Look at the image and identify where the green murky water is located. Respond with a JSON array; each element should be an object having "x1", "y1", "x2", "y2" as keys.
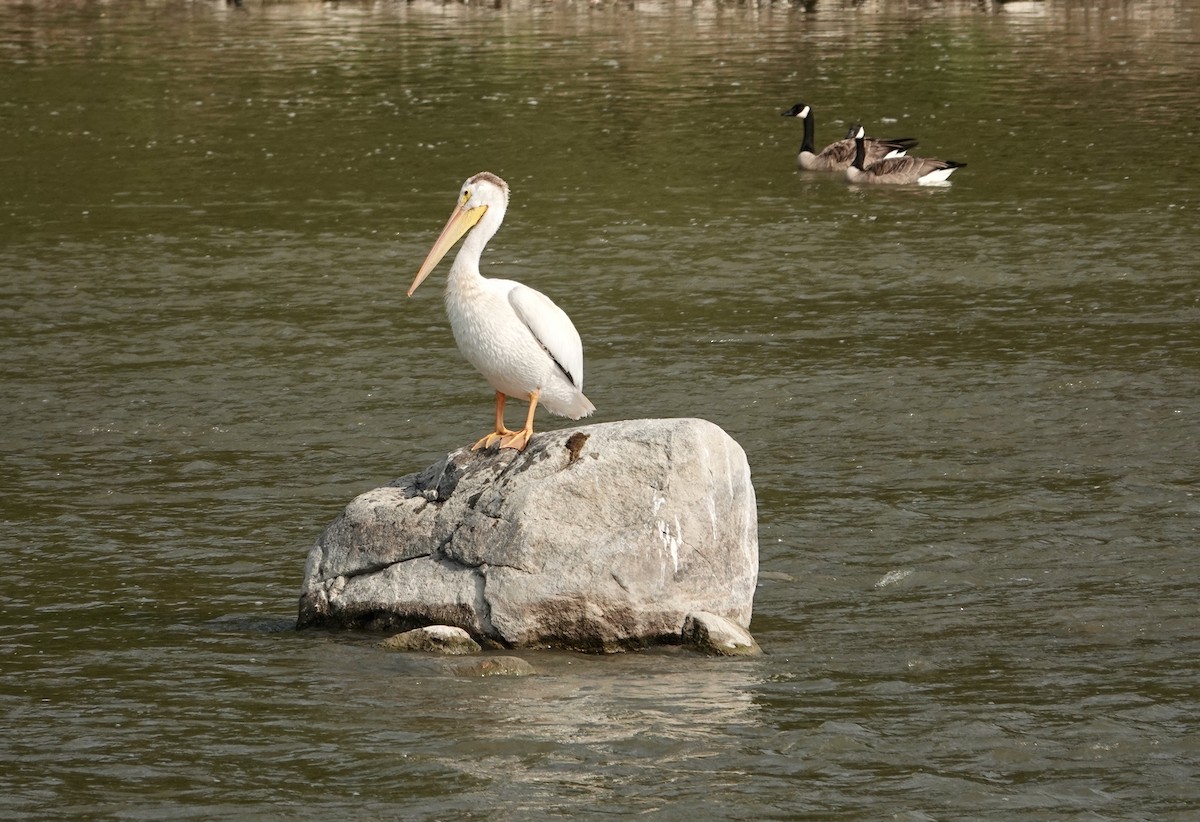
[{"x1": 2, "y1": 1, "x2": 1198, "y2": 817}]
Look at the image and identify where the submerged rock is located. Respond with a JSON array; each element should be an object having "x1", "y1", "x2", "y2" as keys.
[
  {"x1": 297, "y1": 418, "x2": 759, "y2": 653},
  {"x1": 379, "y1": 625, "x2": 482, "y2": 655},
  {"x1": 448, "y1": 656, "x2": 537, "y2": 678}
]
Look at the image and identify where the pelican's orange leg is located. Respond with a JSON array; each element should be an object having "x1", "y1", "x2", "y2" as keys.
[
  {"x1": 499, "y1": 389, "x2": 540, "y2": 451},
  {"x1": 472, "y1": 391, "x2": 516, "y2": 451}
]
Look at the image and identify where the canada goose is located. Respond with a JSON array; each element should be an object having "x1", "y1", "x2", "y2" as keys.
[
  {"x1": 845, "y1": 124, "x2": 965, "y2": 185},
  {"x1": 781, "y1": 102, "x2": 918, "y2": 172}
]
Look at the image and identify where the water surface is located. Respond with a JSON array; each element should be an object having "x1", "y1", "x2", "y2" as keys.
[{"x1": 2, "y1": 0, "x2": 1198, "y2": 817}]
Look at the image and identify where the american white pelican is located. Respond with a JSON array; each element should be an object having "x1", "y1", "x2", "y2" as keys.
[
  {"x1": 845, "y1": 125, "x2": 966, "y2": 185},
  {"x1": 781, "y1": 102, "x2": 918, "y2": 172},
  {"x1": 407, "y1": 172, "x2": 595, "y2": 452}
]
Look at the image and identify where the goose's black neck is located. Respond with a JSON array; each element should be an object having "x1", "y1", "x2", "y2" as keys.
[
  {"x1": 800, "y1": 111, "x2": 816, "y2": 154},
  {"x1": 851, "y1": 132, "x2": 867, "y2": 171}
]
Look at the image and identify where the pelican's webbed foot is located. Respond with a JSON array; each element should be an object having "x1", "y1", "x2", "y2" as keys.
[
  {"x1": 497, "y1": 427, "x2": 533, "y2": 452},
  {"x1": 471, "y1": 429, "x2": 513, "y2": 451}
]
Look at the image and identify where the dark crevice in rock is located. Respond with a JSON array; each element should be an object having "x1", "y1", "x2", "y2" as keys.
[
  {"x1": 430, "y1": 522, "x2": 529, "y2": 575},
  {"x1": 441, "y1": 547, "x2": 530, "y2": 576},
  {"x1": 473, "y1": 571, "x2": 504, "y2": 645},
  {"x1": 339, "y1": 552, "x2": 432, "y2": 582},
  {"x1": 465, "y1": 489, "x2": 506, "y2": 521},
  {"x1": 431, "y1": 521, "x2": 466, "y2": 561},
  {"x1": 487, "y1": 560, "x2": 530, "y2": 574},
  {"x1": 493, "y1": 451, "x2": 535, "y2": 482}
]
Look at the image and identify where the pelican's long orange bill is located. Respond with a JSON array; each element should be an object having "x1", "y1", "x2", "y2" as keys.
[{"x1": 407, "y1": 203, "x2": 488, "y2": 297}]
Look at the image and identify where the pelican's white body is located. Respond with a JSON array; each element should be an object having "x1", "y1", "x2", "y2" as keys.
[{"x1": 445, "y1": 267, "x2": 593, "y2": 418}]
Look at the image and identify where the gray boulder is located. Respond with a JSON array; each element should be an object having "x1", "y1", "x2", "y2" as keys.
[{"x1": 297, "y1": 418, "x2": 759, "y2": 653}]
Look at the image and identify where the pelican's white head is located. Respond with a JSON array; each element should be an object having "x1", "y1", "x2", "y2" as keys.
[
  {"x1": 461, "y1": 171, "x2": 509, "y2": 212},
  {"x1": 409, "y1": 172, "x2": 510, "y2": 297}
]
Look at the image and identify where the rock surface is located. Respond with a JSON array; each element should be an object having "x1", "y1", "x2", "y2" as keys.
[
  {"x1": 297, "y1": 418, "x2": 759, "y2": 653},
  {"x1": 379, "y1": 625, "x2": 482, "y2": 655},
  {"x1": 681, "y1": 612, "x2": 763, "y2": 656}
]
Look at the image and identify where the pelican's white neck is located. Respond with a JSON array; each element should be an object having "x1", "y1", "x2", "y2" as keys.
[{"x1": 449, "y1": 200, "x2": 505, "y2": 284}]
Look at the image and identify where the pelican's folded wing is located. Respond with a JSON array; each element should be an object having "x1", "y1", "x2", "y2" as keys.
[{"x1": 508, "y1": 284, "x2": 585, "y2": 390}]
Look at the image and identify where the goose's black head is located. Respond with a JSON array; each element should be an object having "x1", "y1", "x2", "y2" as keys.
[{"x1": 781, "y1": 102, "x2": 811, "y2": 119}]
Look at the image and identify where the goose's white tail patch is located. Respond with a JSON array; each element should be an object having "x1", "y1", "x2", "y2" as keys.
[{"x1": 918, "y1": 167, "x2": 958, "y2": 185}]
